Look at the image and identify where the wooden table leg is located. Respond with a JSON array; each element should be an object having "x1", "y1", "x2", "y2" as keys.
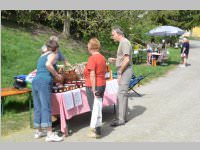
[
  {"x1": 1, "y1": 97, "x2": 5, "y2": 116},
  {"x1": 66, "y1": 120, "x2": 73, "y2": 135},
  {"x1": 113, "y1": 104, "x2": 116, "y2": 114},
  {"x1": 28, "y1": 92, "x2": 33, "y2": 128}
]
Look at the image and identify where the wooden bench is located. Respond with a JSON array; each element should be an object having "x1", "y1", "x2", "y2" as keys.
[{"x1": 1, "y1": 87, "x2": 32, "y2": 127}]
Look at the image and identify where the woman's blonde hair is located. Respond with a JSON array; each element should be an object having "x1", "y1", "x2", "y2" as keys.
[
  {"x1": 88, "y1": 38, "x2": 101, "y2": 50},
  {"x1": 49, "y1": 35, "x2": 59, "y2": 42}
]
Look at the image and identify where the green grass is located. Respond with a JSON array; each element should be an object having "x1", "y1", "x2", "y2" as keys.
[
  {"x1": 1, "y1": 21, "x2": 181, "y2": 136},
  {"x1": 1, "y1": 111, "x2": 31, "y2": 136},
  {"x1": 1, "y1": 23, "x2": 89, "y2": 87}
]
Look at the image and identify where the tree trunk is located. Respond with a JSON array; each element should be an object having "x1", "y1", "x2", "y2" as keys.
[{"x1": 63, "y1": 10, "x2": 71, "y2": 37}]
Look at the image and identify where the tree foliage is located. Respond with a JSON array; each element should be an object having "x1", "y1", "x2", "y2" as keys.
[
  {"x1": 149, "y1": 10, "x2": 200, "y2": 30},
  {"x1": 2, "y1": 10, "x2": 200, "y2": 48}
]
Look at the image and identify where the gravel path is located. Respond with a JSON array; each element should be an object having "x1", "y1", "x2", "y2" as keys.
[{"x1": 1, "y1": 40, "x2": 200, "y2": 142}]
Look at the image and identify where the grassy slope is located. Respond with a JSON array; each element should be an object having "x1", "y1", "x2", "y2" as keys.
[
  {"x1": 1, "y1": 22, "x2": 181, "y2": 136},
  {"x1": 1, "y1": 23, "x2": 89, "y2": 88}
]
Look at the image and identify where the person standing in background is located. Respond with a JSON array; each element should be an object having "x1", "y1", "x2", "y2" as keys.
[
  {"x1": 180, "y1": 37, "x2": 190, "y2": 67},
  {"x1": 162, "y1": 39, "x2": 166, "y2": 51},
  {"x1": 41, "y1": 35, "x2": 72, "y2": 67},
  {"x1": 146, "y1": 42, "x2": 153, "y2": 65}
]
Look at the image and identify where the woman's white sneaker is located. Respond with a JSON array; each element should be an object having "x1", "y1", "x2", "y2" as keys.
[
  {"x1": 34, "y1": 131, "x2": 47, "y2": 139},
  {"x1": 45, "y1": 132, "x2": 64, "y2": 142}
]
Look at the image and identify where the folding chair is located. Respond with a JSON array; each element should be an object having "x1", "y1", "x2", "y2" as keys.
[{"x1": 128, "y1": 73, "x2": 150, "y2": 96}]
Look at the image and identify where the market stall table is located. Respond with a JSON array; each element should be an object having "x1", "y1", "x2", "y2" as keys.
[{"x1": 51, "y1": 79, "x2": 118, "y2": 135}]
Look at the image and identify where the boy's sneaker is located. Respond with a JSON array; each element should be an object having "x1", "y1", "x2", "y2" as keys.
[
  {"x1": 45, "y1": 132, "x2": 64, "y2": 142},
  {"x1": 95, "y1": 127, "x2": 101, "y2": 135},
  {"x1": 34, "y1": 131, "x2": 47, "y2": 139},
  {"x1": 87, "y1": 128, "x2": 101, "y2": 138}
]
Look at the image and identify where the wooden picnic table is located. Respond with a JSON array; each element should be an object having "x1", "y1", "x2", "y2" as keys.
[
  {"x1": 1, "y1": 87, "x2": 33, "y2": 127},
  {"x1": 1, "y1": 88, "x2": 31, "y2": 97}
]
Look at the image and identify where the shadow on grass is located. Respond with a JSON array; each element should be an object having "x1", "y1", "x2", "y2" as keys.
[
  {"x1": 3, "y1": 99, "x2": 30, "y2": 114},
  {"x1": 156, "y1": 60, "x2": 180, "y2": 67},
  {"x1": 167, "y1": 60, "x2": 180, "y2": 65}
]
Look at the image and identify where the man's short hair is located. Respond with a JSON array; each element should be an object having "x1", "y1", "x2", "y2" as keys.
[{"x1": 112, "y1": 26, "x2": 124, "y2": 36}]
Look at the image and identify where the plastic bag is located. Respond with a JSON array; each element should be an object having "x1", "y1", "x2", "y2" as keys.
[
  {"x1": 26, "y1": 70, "x2": 37, "y2": 83},
  {"x1": 181, "y1": 53, "x2": 186, "y2": 57},
  {"x1": 26, "y1": 70, "x2": 37, "y2": 88}
]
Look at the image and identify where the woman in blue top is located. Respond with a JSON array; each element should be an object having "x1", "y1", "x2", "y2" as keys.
[
  {"x1": 32, "y1": 40, "x2": 63, "y2": 142},
  {"x1": 41, "y1": 36, "x2": 72, "y2": 67}
]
